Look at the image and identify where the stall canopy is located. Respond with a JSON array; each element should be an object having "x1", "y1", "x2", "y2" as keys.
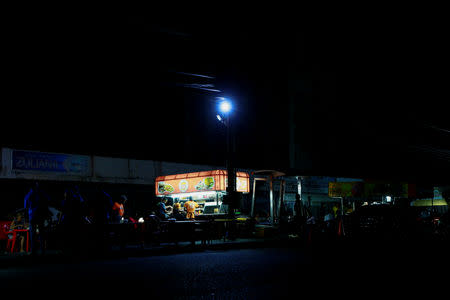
[{"x1": 155, "y1": 170, "x2": 250, "y2": 196}]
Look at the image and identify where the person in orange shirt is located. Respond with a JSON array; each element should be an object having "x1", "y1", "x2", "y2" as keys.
[
  {"x1": 112, "y1": 195, "x2": 127, "y2": 223},
  {"x1": 184, "y1": 197, "x2": 199, "y2": 220}
]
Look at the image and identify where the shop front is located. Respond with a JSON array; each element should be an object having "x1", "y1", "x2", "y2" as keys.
[{"x1": 155, "y1": 170, "x2": 250, "y2": 217}]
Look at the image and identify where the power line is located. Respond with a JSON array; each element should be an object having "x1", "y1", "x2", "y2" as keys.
[
  {"x1": 423, "y1": 123, "x2": 450, "y2": 134},
  {"x1": 173, "y1": 71, "x2": 215, "y2": 79},
  {"x1": 408, "y1": 144, "x2": 450, "y2": 162},
  {"x1": 175, "y1": 83, "x2": 221, "y2": 93}
]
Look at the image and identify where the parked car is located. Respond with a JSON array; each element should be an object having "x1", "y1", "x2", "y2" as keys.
[
  {"x1": 347, "y1": 204, "x2": 406, "y2": 241},
  {"x1": 348, "y1": 201, "x2": 450, "y2": 242}
]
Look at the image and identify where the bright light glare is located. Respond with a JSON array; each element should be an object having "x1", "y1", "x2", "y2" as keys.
[
  {"x1": 216, "y1": 114, "x2": 222, "y2": 121},
  {"x1": 219, "y1": 100, "x2": 232, "y2": 114},
  {"x1": 386, "y1": 196, "x2": 392, "y2": 202}
]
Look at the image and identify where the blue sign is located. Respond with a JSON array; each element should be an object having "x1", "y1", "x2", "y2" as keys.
[{"x1": 12, "y1": 150, "x2": 90, "y2": 175}]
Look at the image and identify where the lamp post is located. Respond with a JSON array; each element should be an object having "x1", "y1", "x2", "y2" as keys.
[{"x1": 217, "y1": 98, "x2": 236, "y2": 216}]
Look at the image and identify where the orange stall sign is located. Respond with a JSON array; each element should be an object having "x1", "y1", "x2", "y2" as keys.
[{"x1": 155, "y1": 170, "x2": 250, "y2": 195}]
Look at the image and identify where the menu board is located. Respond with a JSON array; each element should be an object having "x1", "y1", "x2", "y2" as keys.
[{"x1": 156, "y1": 172, "x2": 249, "y2": 195}]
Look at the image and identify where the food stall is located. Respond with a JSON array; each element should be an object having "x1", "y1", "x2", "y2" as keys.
[{"x1": 155, "y1": 170, "x2": 250, "y2": 216}]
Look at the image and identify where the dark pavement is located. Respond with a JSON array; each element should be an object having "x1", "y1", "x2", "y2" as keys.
[
  {"x1": 1, "y1": 237, "x2": 449, "y2": 298},
  {"x1": 1, "y1": 245, "x2": 310, "y2": 298}
]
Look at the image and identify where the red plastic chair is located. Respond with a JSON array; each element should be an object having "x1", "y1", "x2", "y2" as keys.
[
  {"x1": 2, "y1": 223, "x2": 15, "y2": 253},
  {"x1": 2, "y1": 224, "x2": 30, "y2": 253}
]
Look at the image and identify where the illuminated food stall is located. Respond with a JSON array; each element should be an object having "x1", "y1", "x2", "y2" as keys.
[{"x1": 155, "y1": 170, "x2": 250, "y2": 216}]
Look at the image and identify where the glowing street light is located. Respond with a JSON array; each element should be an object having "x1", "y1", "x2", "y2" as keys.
[
  {"x1": 216, "y1": 97, "x2": 233, "y2": 126},
  {"x1": 219, "y1": 99, "x2": 232, "y2": 114}
]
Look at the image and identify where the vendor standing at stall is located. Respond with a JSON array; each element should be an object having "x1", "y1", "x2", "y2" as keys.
[{"x1": 184, "y1": 197, "x2": 199, "y2": 220}]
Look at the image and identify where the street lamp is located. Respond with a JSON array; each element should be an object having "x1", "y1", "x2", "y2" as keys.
[
  {"x1": 217, "y1": 98, "x2": 232, "y2": 126},
  {"x1": 216, "y1": 97, "x2": 236, "y2": 215},
  {"x1": 219, "y1": 99, "x2": 232, "y2": 114}
]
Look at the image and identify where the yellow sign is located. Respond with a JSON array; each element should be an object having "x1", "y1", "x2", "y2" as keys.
[{"x1": 328, "y1": 182, "x2": 364, "y2": 197}]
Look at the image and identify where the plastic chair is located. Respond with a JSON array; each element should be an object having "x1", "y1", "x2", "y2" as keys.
[
  {"x1": 3, "y1": 224, "x2": 30, "y2": 253},
  {"x1": 2, "y1": 224, "x2": 15, "y2": 253}
]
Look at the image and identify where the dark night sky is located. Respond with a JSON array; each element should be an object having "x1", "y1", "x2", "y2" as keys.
[{"x1": 2, "y1": 12, "x2": 449, "y2": 183}]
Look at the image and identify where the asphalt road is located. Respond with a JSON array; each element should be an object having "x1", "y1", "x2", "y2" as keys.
[
  {"x1": 1, "y1": 246, "x2": 312, "y2": 298},
  {"x1": 1, "y1": 241, "x2": 448, "y2": 298}
]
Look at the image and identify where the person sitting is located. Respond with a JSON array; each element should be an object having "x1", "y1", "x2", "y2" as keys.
[
  {"x1": 9, "y1": 213, "x2": 29, "y2": 253},
  {"x1": 172, "y1": 200, "x2": 186, "y2": 220},
  {"x1": 173, "y1": 200, "x2": 181, "y2": 213},
  {"x1": 156, "y1": 198, "x2": 170, "y2": 220}
]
